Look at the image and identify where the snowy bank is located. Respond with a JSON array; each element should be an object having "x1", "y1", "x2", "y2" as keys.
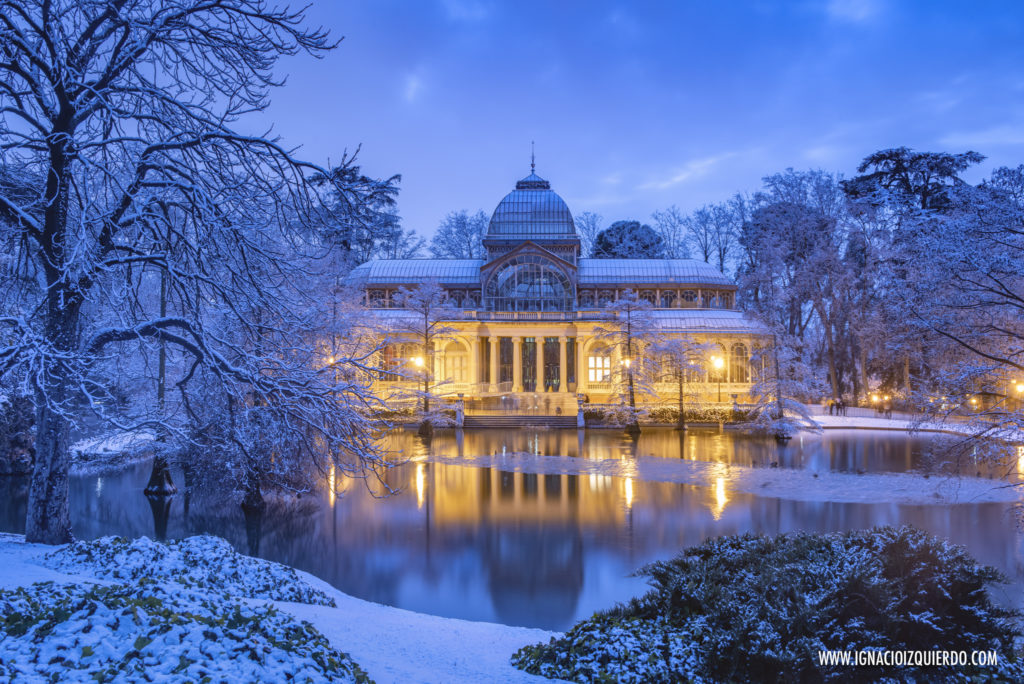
[
  {"x1": 70, "y1": 429, "x2": 157, "y2": 475},
  {"x1": 423, "y1": 451, "x2": 1024, "y2": 506},
  {"x1": 0, "y1": 534, "x2": 558, "y2": 683}
]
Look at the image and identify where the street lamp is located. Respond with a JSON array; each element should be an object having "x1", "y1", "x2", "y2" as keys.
[{"x1": 712, "y1": 355, "x2": 724, "y2": 403}]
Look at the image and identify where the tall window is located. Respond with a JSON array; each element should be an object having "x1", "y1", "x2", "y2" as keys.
[
  {"x1": 681, "y1": 290, "x2": 697, "y2": 307},
  {"x1": 730, "y1": 343, "x2": 749, "y2": 383},
  {"x1": 444, "y1": 341, "x2": 467, "y2": 383},
  {"x1": 660, "y1": 291, "x2": 676, "y2": 308},
  {"x1": 588, "y1": 350, "x2": 611, "y2": 383},
  {"x1": 499, "y1": 338, "x2": 514, "y2": 384},
  {"x1": 566, "y1": 337, "x2": 576, "y2": 385}
]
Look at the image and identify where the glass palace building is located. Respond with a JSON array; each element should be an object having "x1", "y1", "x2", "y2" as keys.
[{"x1": 347, "y1": 168, "x2": 763, "y2": 411}]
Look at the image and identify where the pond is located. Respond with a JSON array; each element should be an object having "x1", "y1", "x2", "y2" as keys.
[{"x1": 1, "y1": 428, "x2": 1022, "y2": 631}]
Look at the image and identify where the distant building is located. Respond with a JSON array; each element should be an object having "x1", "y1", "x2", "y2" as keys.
[{"x1": 347, "y1": 166, "x2": 763, "y2": 411}]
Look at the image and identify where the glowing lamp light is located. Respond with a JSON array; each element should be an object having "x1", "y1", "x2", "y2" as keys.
[
  {"x1": 712, "y1": 356, "x2": 724, "y2": 370},
  {"x1": 871, "y1": 395, "x2": 879, "y2": 403},
  {"x1": 1016, "y1": 383, "x2": 1024, "y2": 395},
  {"x1": 883, "y1": 395, "x2": 890, "y2": 401},
  {"x1": 413, "y1": 356, "x2": 425, "y2": 368},
  {"x1": 327, "y1": 356, "x2": 335, "y2": 366},
  {"x1": 623, "y1": 358, "x2": 632, "y2": 368},
  {"x1": 970, "y1": 397, "x2": 978, "y2": 405}
]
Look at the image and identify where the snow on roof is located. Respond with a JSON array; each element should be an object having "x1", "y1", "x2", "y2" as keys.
[
  {"x1": 348, "y1": 257, "x2": 736, "y2": 288},
  {"x1": 649, "y1": 309, "x2": 766, "y2": 334},
  {"x1": 346, "y1": 259, "x2": 484, "y2": 286},
  {"x1": 577, "y1": 259, "x2": 733, "y2": 287}
]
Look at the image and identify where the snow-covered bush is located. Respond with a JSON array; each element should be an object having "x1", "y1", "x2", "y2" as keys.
[
  {"x1": 0, "y1": 580, "x2": 370, "y2": 683},
  {"x1": 513, "y1": 526, "x2": 1023, "y2": 683},
  {"x1": 44, "y1": 535, "x2": 335, "y2": 606}
]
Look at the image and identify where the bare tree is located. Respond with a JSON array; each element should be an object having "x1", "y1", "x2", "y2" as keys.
[
  {"x1": 0, "y1": 0, "x2": 391, "y2": 543},
  {"x1": 389, "y1": 281, "x2": 458, "y2": 437},
  {"x1": 574, "y1": 211, "x2": 603, "y2": 258},
  {"x1": 429, "y1": 210, "x2": 488, "y2": 259},
  {"x1": 651, "y1": 336, "x2": 711, "y2": 429},
  {"x1": 593, "y1": 290, "x2": 659, "y2": 434},
  {"x1": 651, "y1": 205, "x2": 690, "y2": 259},
  {"x1": 684, "y1": 206, "x2": 716, "y2": 264}
]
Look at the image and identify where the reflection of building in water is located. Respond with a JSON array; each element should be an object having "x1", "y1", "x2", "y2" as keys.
[{"x1": 485, "y1": 522, "x2": 583, "y2": 629}]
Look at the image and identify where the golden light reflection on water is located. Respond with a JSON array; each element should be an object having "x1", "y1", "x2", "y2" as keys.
[
  {"x1": 328, "y1": 464, "x2": 336, "y2": 507},
  {"x1": 416, "y1": 462, "x2": 426, "y2": 509},
  {"x1": 1017, "y1": 445, "x2": 1024, "y2": 475},
  {"x1": 624, "y1": 477, "x2": 633, "y2": 509},
  {"x1": 712, "y1": 476, "x2": 728, "y2": 520}
]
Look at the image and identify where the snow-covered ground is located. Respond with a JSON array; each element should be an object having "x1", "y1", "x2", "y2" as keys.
[
  {"x1": 70, "y1": 429, "x2": 156, "y2": 475},
  {"x1": 0, "y1": 534, "x2": 558, "y2": 683}
]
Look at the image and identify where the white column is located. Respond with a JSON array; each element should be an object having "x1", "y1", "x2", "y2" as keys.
[
  {"x1": 577, "y1": 337, "x2": 588, "y2": 393},
  {"x1": 512, "y1": 337, "x2": 523, "y2": 393},
  {"x1": 469, "y1": 337, "x2": 479, "y2": 391},
  {"x1": 488, "y1": 336, "x2": 499, "y2": 392}
]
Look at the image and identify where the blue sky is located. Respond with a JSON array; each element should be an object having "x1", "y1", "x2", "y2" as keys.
[{"x1": 255, "y1": 1, "x2": 1024, "y2": 237}]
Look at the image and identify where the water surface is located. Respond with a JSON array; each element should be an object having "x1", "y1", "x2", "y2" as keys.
[{"x1": 1, "y1": 428, "x2": 1021, "y2": 631}]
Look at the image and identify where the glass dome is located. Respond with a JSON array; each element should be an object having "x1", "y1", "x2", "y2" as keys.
[
  {"x1": 484, "y1": 255, "x2": 573, "y2": 311},
  {"x1": 487, "y1": 172, "x2": 577, "y2": 239}
]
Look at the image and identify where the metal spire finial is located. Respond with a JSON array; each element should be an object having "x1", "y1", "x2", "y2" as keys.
[{"x1": 531, "y1": 141, "x2": 535, "y2": 173}]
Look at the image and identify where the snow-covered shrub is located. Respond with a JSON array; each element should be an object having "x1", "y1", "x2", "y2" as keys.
[
  {"x1": 44, "y1": 535, "x2": 335, "y2": 606},
  {"x1": 0, "y1": 580, "x2": 370, "y2": 683},
  {"x1": 513, "y1": 526, "x2": 1023, "y2": 683}
]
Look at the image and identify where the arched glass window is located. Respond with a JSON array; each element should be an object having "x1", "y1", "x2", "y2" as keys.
[
  {"x1": 484, "y1": 255, "x2": 573, "y2": 312},
  {"x1": 598, "y1": 290, "x2": 613, "y2": 306},
  {"x1": 681, "y1": 290, "x2": 697, "y2": 307},
  {"x1": 640, "y1": 290, "x2": 656, "y2": 304},
  {"x1": 579, "y1": 291, "x2": 594, "y2": 308},
  {"x1": 660, "y1": 291, "x2": 676, "y2": 308},
  {"x1": 730, "y1": 343, "x2": 749, "y2": 383}
]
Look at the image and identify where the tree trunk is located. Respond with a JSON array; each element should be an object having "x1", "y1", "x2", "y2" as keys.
[
  {"x1": 26, "y1": 147, "x2": 77, "y2": 545},
  {"x1": 860, "y1": 346, "x2": 869, "y2": 406},
  {"x1": 144, "y1": 454, "x2": 177, "y2": 496},
  {"x1": 676, "y1": 373, "x2": 687, "y2": 430},
  {"x1": 26, "y1": 394, "x2": 73, "y2": 544},
  {"x1": 26, "y1": 301, "x2": 78, "y2": 544}
]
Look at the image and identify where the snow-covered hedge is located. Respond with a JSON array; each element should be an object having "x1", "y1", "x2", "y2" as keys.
[
  {"x1": 44, "y1": 535, "x2": 335, "y2": 607},
  {"x1": 513, "y1": 526, "x2": 1024, "y2": 683},
  {"x1": 0, "y1": 580, "x2": 370, "y2": 683}
]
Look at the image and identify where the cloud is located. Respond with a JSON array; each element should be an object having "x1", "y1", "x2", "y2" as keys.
[
  {"x1": 940, "y1": 124, "x2": 1024, "y2": 148},
  {"x1": 825, "y1": 0, "x2": 882, "y2": 23},
  {"x1": 441, "y1": 0, "x2": 491, "y2": 22},
  {"x1": 403, "y1": 74, "x2": 424, "y2": 103},
  {"x1": 639, "y1": 154, "x2": 735, "y2": 191}
]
